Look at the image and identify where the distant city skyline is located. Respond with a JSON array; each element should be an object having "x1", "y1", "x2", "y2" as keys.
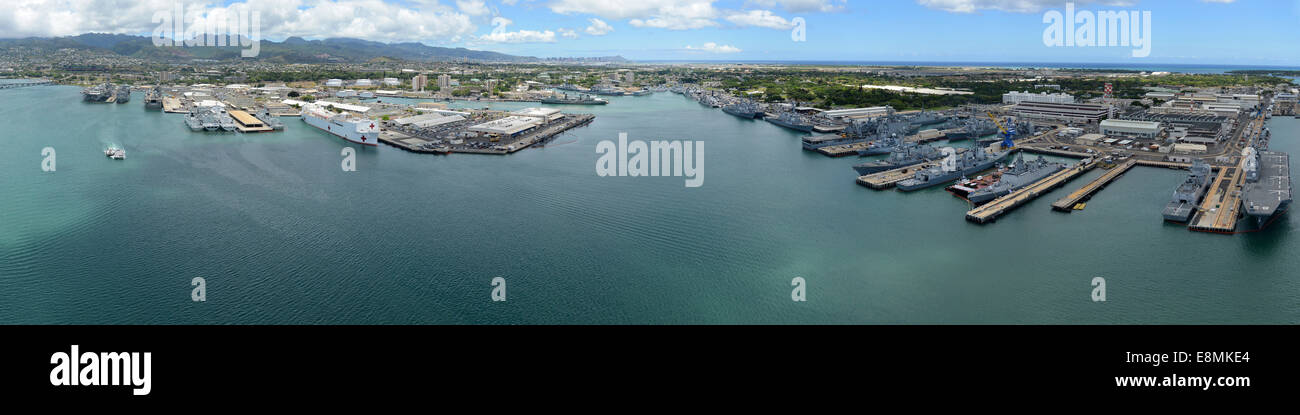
[{"x1": 2, "y1": 0, "x2": 1299, "y2": 65}]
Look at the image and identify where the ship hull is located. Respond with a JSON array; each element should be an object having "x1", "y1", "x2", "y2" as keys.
[
  {"x1": 303, "y1": 112, "x2": 379, "y2": 146},
  {"x1": 767, "y1": 118, "x2": 815, "y2": 132},
  {"x1": 897, "y1": 153, "x2": 1010, "y2": 192},
  {"x1": 853, "y1": 159, "x2": 927, "y2": 176}
]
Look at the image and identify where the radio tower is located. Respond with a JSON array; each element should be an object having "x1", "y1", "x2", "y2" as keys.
[{"x1": 1104, "y1": 83, "x2": 1115, "y2": 119}]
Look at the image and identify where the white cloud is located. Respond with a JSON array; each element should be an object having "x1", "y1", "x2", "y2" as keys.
[
  {"x1": 685, "y1": 42, "x2": 741, "y2": 53},
  {"x1": 455, "y1": 0, "x2": 491, "y2": 16},
  {"x1": 916, "y1": 0, "x2": 1137, "y2": 13},
  {"x1": 479, "y1": 16, "x2": 556, "y2": 43},
  {"x1": 746, "y1": 0, "x2": 845, "y2": 13},
  {"x1": 585, "y1": 18, "x2": 614, "y2": 35},
  {"x1": 552, "y1": 0, "x2": 720, "y2": 30},
  {"x1": 725, "y1": 10, "x2": 794, "y2": 29},
  {"x1": 558, "y1": 28, "x2": 578, "y2": 39}
]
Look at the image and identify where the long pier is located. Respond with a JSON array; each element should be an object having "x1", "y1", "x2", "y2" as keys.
[
  {"x1": 966, "y1": 158, "x2": 1099, "y2": 224},
  {"x1": 1188, "y1": 161, "x2": 1245, "y2": 234},
  {"x1": 856, "y1": 162, "x2": 938, "y2": 189},
  {"x1": 0, "y1": 80, "x2": 54, "y2": 89},
  {"x1": 1050, "y1": 159, "x2": 1138, "y2": 212}
]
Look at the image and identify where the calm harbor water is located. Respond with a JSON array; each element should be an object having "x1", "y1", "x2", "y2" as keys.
[{"x1": 1, "y1": 85, "x2": 1297, "y2": 324}]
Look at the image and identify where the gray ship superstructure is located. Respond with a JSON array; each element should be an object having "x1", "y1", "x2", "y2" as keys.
[
  {"x1": 144, "y1": 86, "x2": 163, "y2": 110},
  {"x1": 854, "y1": 118, "x2": 911, "y2": 156},
  {"x1": 947, "y1": 118, "x2": 998, "y2": 141},
  {"x1": 966, "y1": 155, "x2": 1067, "y2": 204},
  {"x1": 256, "y1": 107, "x2": 285, "y2": 130},
  {"x1": 114, "y1": 85, "x2": 131, "y2": 103},
  {"x1": 852, "y1": 141, "x2": 944, "y2": 176},
  {"x1": 722, "y1": 100, "x2": 764, "y2": 119},
  {"x1": 767, "y1": 111, "x2": 816, "y2": 132},
  {"x1": 1162, "y1": 160, "x2": 1213, "y2": 222},
  {"x1": 896, "y1": 145, "x2": 1012, "y2": 192},
  {"x1": 541, "y1": 92, "x2": 608, "y2": 105},
  {"x1": 1241, "y1": 148, "x2": 1293, "y2": 227}
]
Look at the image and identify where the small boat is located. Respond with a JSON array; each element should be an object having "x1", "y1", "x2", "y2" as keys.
[
  {"x1": 1073, "y1": 203, "x2": 1087, "y2": 211},
  {"x1": 105, "y1": 146, "x2": 125, "y2": 160}
]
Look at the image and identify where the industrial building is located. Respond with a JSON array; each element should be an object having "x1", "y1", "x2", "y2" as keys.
[
  {"x1": 1122, "y1": 111, "x2": 1231, "y2": 143},
  {"x1": 393, "y1": 113, "x2": 466, "y2": 128},
  {"x1": 1002, "y1": 91, "x2": 1075, "y2": 105},
  {"x1": 468, "y1": 116, "x2": 540, "y2": 139},
  {"x1": 510, "y1": 108, "x2": 564, "y2": 123},
  {"x1": 1100, "y1": 119, "x2": 1164, "y2": 139},
  {"x1": 1011, "y1": 101, "x2": 1109, "y2": 124},
  {"x1": 822, "y1": 106, "x2": 895, "y2": 120}
]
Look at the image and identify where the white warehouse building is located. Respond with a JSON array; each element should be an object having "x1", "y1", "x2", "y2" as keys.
[
  {"x1": 1101, "y1": 119, "x2": 1164, "y2": 139},
  {"x1": 1002, "y1": 91, "x2": 1075, "y2": 105}
]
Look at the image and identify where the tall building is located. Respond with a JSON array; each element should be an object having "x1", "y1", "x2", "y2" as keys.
[
  {"x1": 412, "y1": 74, "x2": 427, "y2": 92},
  {"x1": 437, "y1": 74, "x2": 452, "y2": 91}
]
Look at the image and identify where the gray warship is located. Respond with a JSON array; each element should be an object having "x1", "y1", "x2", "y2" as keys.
[
  {"x1": 722, "y1": 100, "x2": 764, "y2": 119},
  {"x1": 144, "y1": 86, "x2": 163, "y2": 110},
  {"x1": 255, "y1": 107, "x2": 285, "y2": 130},
  {"x1": 81, "y1": 83, "x2": 113, "y2": 102},
  {"x1": 1162, "y1": 160, "x2": 1213, "y2": 222},
  {"x1": 852, "y1": 141, "x2": 943, "y2": 176},
  {"x1": 896, "y1": 145, "x2": 1012, "y2": 192},
  {"x1": 541, "y1": 92, "x2": 608, "y2": 105},
  {"x1": 766, "y1": 111, "x2": 816, "y2": 132},
  {"x1": 1241, "y1": 147, "x2": 1293, "y2": 227},
  {"x1": 966, "y1": 155, "x2": 1067, "y2": 204},
  {"x1": 114, "y1": 85, "x2": 131, "y2": 103}
]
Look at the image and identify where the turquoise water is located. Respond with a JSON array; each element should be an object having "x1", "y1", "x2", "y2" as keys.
[{"x1": 1, "y1": 86, "x2": 1297, "y2": 324}]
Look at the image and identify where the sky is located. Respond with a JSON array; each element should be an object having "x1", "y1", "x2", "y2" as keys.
[{"x1": 2, "y1": 0, "x2": 1299, "y2": 65}]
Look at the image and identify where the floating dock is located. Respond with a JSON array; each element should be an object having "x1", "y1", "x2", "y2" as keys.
[
  {"x1": 1188, "y1": 162, "x2": 1245, "y2": 234},
  {"x1": 1051, "y1": 159, "x2": 1137, "y2": 212},
  {"x1": 966, "y1": 158, "x2": 1099, "y2": 224},
  {"x1": 856, "y1": 162, "x2": 940, "y2": 190}
]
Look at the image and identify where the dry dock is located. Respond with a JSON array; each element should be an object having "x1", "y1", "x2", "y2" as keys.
[
  {"x1": 1050, "y1": 159, "x2": 1137, "y2": 212},
  {"x1": 856, "y1": 162, "x2": 940, "y2": 189},
  {"x1": 966, "y1": 158, "x2": 1100, "y2": 224},
  {"x1": 1188, "y1": 161, "x2": 1245, "y2": 234}
]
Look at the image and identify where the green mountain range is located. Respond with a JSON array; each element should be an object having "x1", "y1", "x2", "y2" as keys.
[{"x1": 0, "y1": 33, "x2": 623, "y2": 63}]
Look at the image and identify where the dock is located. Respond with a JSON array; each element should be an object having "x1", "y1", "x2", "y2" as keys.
[
  {"x1": 966, "y1": 158, "x2": 1099, "y2": 224},
  {"x1": 378, "y1": 130, "x2": 450, "y2": 154},
  {"x1": 856, "y1": 162, "x2": 938, "y2": 190},
  {"x1": 162, "y1": 97, "x2": 186, "y2": 113},
  {"x1": 1188, "y1": 161, "x2": 1245, "y2": 234},
  {"x1": 818, "y1": 141, "x2": 872, "y2": 157},
  {"x1": 1050, "y1": 159, "x2": 1137, "y2": 212}
]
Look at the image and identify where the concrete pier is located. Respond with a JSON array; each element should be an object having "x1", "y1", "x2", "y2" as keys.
[
  {"x1": 966, "y1": 158, "x2": 1099, "y2": 224},
  {"x1": 1051, "y1": 159, "x2": 1137, "y2": 212}
]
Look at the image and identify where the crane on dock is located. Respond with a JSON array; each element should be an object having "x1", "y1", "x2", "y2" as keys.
[{"x1": 986, "y1": 112, "x2": 1016, "y2": 150}]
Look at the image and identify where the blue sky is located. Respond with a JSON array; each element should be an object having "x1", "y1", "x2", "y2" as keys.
[{"x1": 3, "y1": 0, "x2": 1299, "y2": 65}]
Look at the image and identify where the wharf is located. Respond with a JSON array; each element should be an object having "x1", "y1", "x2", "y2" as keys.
[
  {"x1": 856, "y1": 162, "x2": 939, "y2": 189},
  {"x1": 1051, "y1": 159, "x2": 1137, "y2": 212},
  {"x1": 162, "y1": 97, "x2": 186, "y2": 113},
  {"x1": 378, "y1": 131, "x2": 450, "y2": 154},
  {"x1": 382, "y1": 113, "x2": 594, "y2": 155},
  {"x1": 818, "y1": 141, "x2": 872, "y2": 157},
  {"x1": 966, "y1": 158, "x2": 1100, "y2": 224},
  {"x1": 1188, "y1": 161, "x2": 1245, "y2": 234}
]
